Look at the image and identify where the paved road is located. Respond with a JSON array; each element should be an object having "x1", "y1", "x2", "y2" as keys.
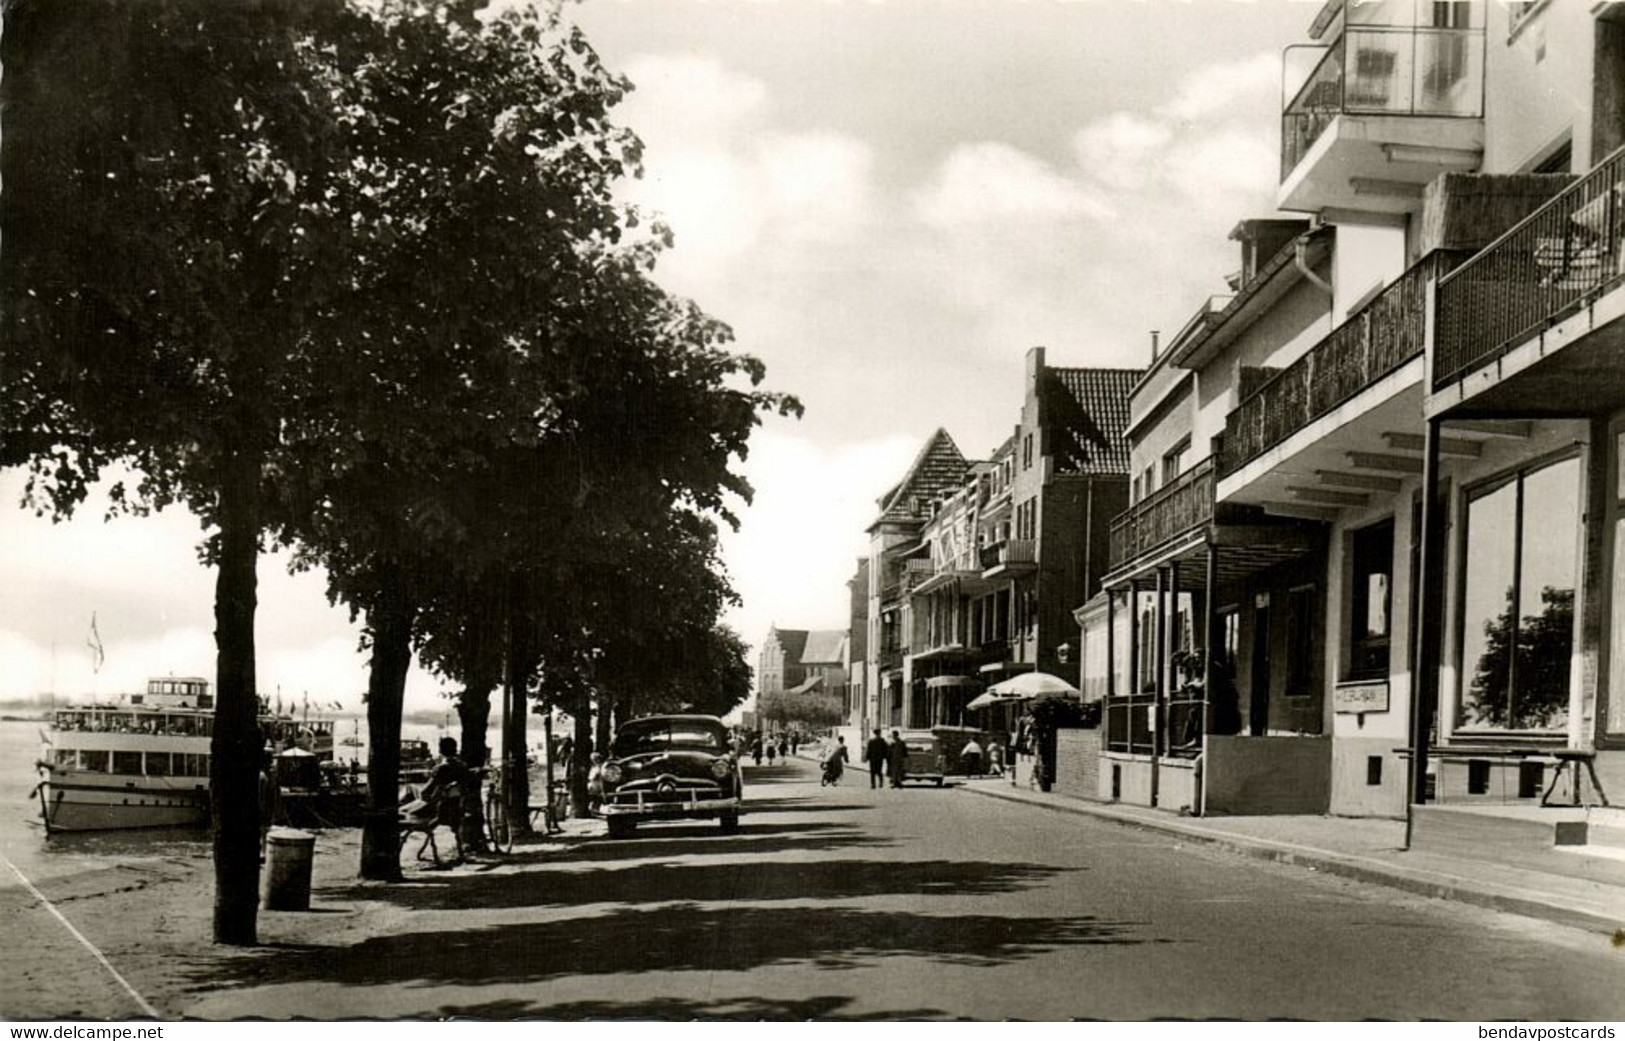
[{"x1": 184, "y1": 757, "x2": 1623, "y2": 1020}]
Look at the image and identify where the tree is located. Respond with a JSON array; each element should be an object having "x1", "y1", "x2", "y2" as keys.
[
  {"x1": 1465, "y1": 586, "x2": 1574, "y2": 730},
  {"x1": 3, "y1": 0, "x2": 357, "y2": 944},
  {"x1": 757, "y1": 689, "x2": 846, "y2": 731}
]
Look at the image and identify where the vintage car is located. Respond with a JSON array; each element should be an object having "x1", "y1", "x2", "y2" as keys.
[
  {"x1": 893, "y1": 726, "x2": 1004, "y2": 785},
  {"x1": 599, "y1": 714, "x2": 743, "y2": 838}
]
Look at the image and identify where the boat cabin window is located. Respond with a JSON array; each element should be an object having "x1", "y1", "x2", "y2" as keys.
[
  {"x1": 81, "y1": 750, "x2": 109, "y2": 772},
  {"x1": 113, "y1": 751, "x2": 142, "y2": 775},
  {"x1": 54, "y1": 749, "x2": 77, "y2": 768},
  {"x1": 146, "y1": 752, "x2": 171, "y2": 776},
  {"x1": 176, "y1": 753, "x2": 209, "y2": 777}
]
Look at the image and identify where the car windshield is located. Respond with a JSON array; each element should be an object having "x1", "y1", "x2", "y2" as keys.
[{"x1": 612, "y1": 721, "x2": 726, "y2": 757}]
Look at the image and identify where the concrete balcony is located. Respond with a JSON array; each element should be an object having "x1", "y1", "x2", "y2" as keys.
[
  {"x1": 1216, "y1": 249, "x2": 1468, "y2": 513},
  {"x1": 1428, "y1": 147, "x2": 1625, "y2": 418},
  {"x1": 1280, "y1": 26, "x2": 1483, "y2": 216},
  {"x1": 979, "y1": 539, "x2": 1036, "y2": 579}
]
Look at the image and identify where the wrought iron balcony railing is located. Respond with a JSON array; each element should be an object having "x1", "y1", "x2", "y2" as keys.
[
  {"x1": 1433, "y1": 146, "x2": 1625, "y2": 390},
  {"x1": 1282, "y1": 26, "x2": 1484, "y2": 181},
  {"x1": 1108, "y1": 458, "x2": 1214, "y2": 571},
  {"x1": 1218, "y1": 249, "x2": 1465, "y2": 478}
]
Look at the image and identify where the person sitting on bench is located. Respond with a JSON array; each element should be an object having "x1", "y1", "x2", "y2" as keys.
[{"x1": 402, "y1": 737, "x2": 471, "y2": 863}]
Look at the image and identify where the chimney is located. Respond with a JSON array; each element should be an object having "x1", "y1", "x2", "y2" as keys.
[{"x1": 1150, "y1": 330, "x2": 1161, "y2": 361}]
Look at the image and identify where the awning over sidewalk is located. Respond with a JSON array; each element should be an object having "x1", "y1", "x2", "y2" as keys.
[{"x1": 925, "y1": 674, "x2": 982, "y2": 690}]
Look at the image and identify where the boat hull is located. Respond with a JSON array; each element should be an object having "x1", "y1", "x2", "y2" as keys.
[{"x1": 41, "y1": 771, "x2": 210, "y2": 833}]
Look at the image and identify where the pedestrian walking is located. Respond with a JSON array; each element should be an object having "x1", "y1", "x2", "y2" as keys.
[
  {"x1": 887, "y1": 729, "x2": 908, "y2": 788},
  {"x1": 864, "y1": 728, "x2": 888, "y2": 789},
  {"x1": 821, "y1": 736, "x2": 849, "y2": 786},
  {"x1": 790, "y1": 734, "x2": 800, "y2": 756},
  {"x1": 777, "y1": 736, "x2": 788, "y2": 760},
  {"x1": 989, "y1": 741, "x2": 1005, "y2": 777},
  {"x1": 960, "y1": 736, "x2": 983, "y2": 777},
  {"x1": 766, "y1": 741, "x2": 777, "y2": 765},
  {"x1": 750, "y1": 735, "x2": 763, "y2": 766}
]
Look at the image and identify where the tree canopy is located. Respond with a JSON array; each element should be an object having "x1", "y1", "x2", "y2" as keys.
[{"x1": 2, "y1": 0, "x2": 795, "y2": 937}]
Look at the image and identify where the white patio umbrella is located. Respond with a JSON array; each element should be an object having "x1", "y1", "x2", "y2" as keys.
[
  {"x1": 966, "y1": 689, "x2": 1026, "y2": 712},
  {"x1": 985, "y1": 671, "x2": 1081, "y2": 699}
]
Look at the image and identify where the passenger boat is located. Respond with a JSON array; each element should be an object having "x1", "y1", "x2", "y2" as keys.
[{"x1": 35, "y1": 677, "x2": 336, "y2": 833}]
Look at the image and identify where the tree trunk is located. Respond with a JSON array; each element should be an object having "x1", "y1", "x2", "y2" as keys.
[
  {"x1": 456, "y1": 683, "x2": 492, "y2": 852},
  {"x1": 595, "y1": 695, "x2": 613, "y2": 761},
  {"x1": 502, "y1": 619, "x2": 535, "y2": 836},
  {"x1": 211, "y1": 452, "x2": 263, "y2": 946},
  {"x1": 457, "y1": 684, "x2": 491, "y2": 769},
  {"x1": 571, "y1": 693, "x2": 593, "y2": 818},
  {"x1": 359, "y1": 585, "x2": 415, "y2": 881}
]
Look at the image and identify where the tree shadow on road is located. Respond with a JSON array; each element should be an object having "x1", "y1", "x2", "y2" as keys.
[
  {"x1": 201, "y1": 903, "x2": 1154, "y2": 991},
  {"x1": 438, "y1": 994, "x2": 963, "y2": 1021},
  {"x1": 321, "y1": 856, "x2": 1069, "y2": 911}
]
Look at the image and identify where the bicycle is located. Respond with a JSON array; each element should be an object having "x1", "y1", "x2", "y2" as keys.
[{"x1": 482, "y1": 762, "x2": 514, "y2": 854}]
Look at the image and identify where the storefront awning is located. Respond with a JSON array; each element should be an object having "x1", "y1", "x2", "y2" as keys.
[{"x1": 924, "y1": 674, "x2": 982, "y2": 690}]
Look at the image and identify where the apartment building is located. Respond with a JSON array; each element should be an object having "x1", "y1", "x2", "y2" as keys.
[
  {"x1": 1092, "y1": 0, "x2": 1625, "y2": 822},
  {"x1": 862, "y1": 352, "x2": 1136, "y2": 737}
]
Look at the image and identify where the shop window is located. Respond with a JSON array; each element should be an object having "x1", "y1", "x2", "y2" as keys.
[
  {"x1": 1348, "y1": 519, "x2": 1394, "y2": 680},
  {"x1": 1286, "y1": 586, "x2": 1317, "y2": 697},
  {"x1": 1457, "y1": 455, "x2": 1579, "y2": 732}
]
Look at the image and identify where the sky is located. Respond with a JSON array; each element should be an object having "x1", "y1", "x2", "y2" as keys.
[{"x1": 0, "y1": 0, "x2": 1320, "y2": 711}]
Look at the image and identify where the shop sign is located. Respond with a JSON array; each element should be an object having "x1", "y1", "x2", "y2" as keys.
[{"x1": 1334, "y1": 680, "x2": 1389, "y2": 714}]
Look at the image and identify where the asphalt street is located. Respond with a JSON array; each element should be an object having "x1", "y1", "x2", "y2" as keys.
[{"x1": 159, "y1": 756, "x2": 1625, "y2": 1020}]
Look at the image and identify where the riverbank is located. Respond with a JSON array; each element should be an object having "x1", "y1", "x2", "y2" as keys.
[{"x1": 3, "y1": 819, "x2": 594, "y2": 1020}]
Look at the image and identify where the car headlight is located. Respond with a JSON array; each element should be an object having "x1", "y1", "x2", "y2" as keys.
[
  {"x1": 710, "y1": 757, "x2": 731, "y2": 779},
  {"x1": 601, "y1": 763, "x2": 623, "y2": 786}
]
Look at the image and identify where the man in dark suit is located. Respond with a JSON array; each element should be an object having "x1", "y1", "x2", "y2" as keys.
[
  {"x1": 864, "y1": 728, "x2": 889, "y2": 789},
  {"x1": 887, "y1": 729, "x2": 908, "y2": 788}
]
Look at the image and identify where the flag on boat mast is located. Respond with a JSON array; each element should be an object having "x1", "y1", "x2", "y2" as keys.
[{"x1": 86, "y1": 613, "x2": 105, "y2": 674}]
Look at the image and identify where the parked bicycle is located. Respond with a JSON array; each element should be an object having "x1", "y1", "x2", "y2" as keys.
[{"x1": 480, "y1": 761, "x2": 514, "y2": 855}]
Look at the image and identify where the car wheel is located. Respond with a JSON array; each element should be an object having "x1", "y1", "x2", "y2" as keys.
[
  {"x1": 719, "y1": 812, "x2": 740, "y2": 834},
  {"x1": 606, "y1": 817, "x2": 635, "y2": 839}
]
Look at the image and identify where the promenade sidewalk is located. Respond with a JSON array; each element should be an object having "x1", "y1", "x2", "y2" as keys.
[{"x1": 958, "y1": 777, "x2": 1625, "y2": 937}]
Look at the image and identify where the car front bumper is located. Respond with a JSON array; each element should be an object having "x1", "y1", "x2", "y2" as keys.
[{"x1": 600, "y1": 792, "x2": 742, "y2": 819}]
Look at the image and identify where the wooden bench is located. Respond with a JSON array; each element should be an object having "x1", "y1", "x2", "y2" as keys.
[{"x1": 1396, "y1": 745, "x2": 1610, "y2": 807}]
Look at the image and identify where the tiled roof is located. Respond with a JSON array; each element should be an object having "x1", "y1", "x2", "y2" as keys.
[
  {"x1": 800, "y1": 629, "x2": 847, "y2": 666},
  {"x1": 1044, "y1": 367, "x2": 1140, "y2": 475},
  {"x1": 871, "y1": 428, "x2": 969, "y2": 528},
  {"x1": 768, "y1": 628, "x2": 809, "y2": 662},
  {"x1": 786, "y1": 675, "x2": 825, "y2": 696}
]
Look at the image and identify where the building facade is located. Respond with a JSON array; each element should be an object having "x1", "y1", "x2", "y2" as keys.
[{"x1": 1091, "y1": 0, "x2": 1625, "y2": 821}]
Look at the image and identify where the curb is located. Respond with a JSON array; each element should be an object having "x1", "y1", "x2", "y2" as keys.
[{"x1": 961, "y1": 783, "x2": 1625, "y2": 937}]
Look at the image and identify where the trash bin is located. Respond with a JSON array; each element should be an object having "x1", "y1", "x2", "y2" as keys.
[{"x1": 263, "y1": 827, "x2": 316, "y2": 911}]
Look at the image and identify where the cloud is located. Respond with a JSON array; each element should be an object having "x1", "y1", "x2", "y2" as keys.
[
  {"x1": 1074, "y1": 112, "x2": 1173, "y2": 190},
  {"x1": 720, "y1": 425, "x2": 923, "y2": 681},
  {"x1": 912, "y1": 141, "x2": 1114, "y2": 228},
  {"x1": 620, "y1": 53, "x2": 768, "y2": 149},
  {"x1": 617, "y1": 53, "x2": 874, "y2": 291},
  {"x1": 1158, "y1": 52, "x2": 1279, "y2": 124}
]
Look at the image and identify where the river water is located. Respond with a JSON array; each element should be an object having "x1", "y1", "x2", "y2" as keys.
[{"x1": 0, "y1": 715, "x2": 451, "y2": 891}]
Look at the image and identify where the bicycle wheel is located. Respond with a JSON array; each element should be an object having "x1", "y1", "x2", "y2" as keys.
[{"x1": 484, "y1": 785, "x2": 513, "y2": 853}]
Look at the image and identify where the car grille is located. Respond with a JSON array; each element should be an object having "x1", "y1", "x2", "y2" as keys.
[{"x1": 607, "y1": 779, "x2": 727, "y2": 806}]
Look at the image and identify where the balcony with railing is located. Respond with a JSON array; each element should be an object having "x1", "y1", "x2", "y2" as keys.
[
  {"x1": 1107, "y1": 458, "x2": 1214, "y2": 573},
  {"x1": 979, "y1": 539, "x2": 1036, "y2": 578},
  {"x1": 1431, "y1": 147, "x2": 1625, "y2": 410},
  {"x1": 1218, "y1": 249, "x2": 1465, "y2": 480},
  {"x1": 1280, "y1": 24, "x2": 1484, "y2": 214}
]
